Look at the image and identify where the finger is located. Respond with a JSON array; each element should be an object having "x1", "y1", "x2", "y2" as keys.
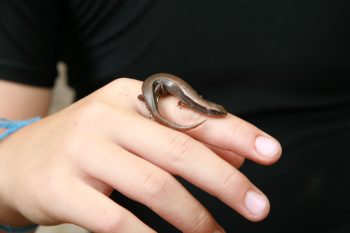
[
  {"x1": 98, "y1": 78, "x2": 280, "y2": 165},
  {"x1": 115, "y1": 113, "x2": 270, "y2": 221},
  {"x1": 191, "y1": 114, "x2": 282, "y2": 165},
  {"x1": 206, "y1": 144, "x2": 245, "y2": 168},
  {"x1": 94, "y1": 78, "x2": 272, "y2": 220},
  {"x1": 80, "y1": 141, "x2": 223, "y2": 233},
  {"x1": 52, "y1": 180, "x2": 155, "y2": 233},
  {"x1": 157, "y1": 96, "x2": 282, "y2": 165}
]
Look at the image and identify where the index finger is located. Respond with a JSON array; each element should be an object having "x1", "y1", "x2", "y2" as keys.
[
  {"x1": 97, "y1": 78, "x2": 281, "y2": 165},
  {"x1": 140, "y1": 94, "x2": 282, "y2": 165}
]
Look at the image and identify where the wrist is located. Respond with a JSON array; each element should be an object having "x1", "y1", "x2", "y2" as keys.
[{"x1": 0, "y1": 117, "x2": 41, "y2": 231}]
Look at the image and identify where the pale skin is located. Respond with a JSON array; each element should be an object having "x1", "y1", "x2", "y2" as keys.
[{"x1": 0, "y1": 79, "x2": 281, "y2": 233}]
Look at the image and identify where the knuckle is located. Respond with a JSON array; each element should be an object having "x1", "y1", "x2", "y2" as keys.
[
  {"x1": 109, "y1": 77, "x2": 132, "y2": 86},
  {"x1": 141, "y1": 170, "x2": 172, "y2": 200},
  {"x1": 76, "y1": 99, "x2": 113, "y2": 124},
  {"x1": 95, "y1": 77, "x2": 141, "y2": 107},
  {"x1": 95, "y1": 211, "x2": 124, "y2": 233},
  {"x1": 166, "y1": 133, "x2": 197, "y2": 163},
  {"x1": 229, "y1": 121, "x2": 246, "y2": 138},
  {"x1": 219, "y1": 168, "x2": 251, "y2": 202},
  {"x1": 105, "y1": 77, "x2": 136, "y2": 95},
  {"x1": 188, "y1": 209, "x2": 212, "y2": 233},
  {"x1": 61, "y1": 133, "x2": 85, "y2": 156},
  {"x1": 221, "y1": 169, "x2": 245, "y2": 196},
  {"x1": 228, "y1": 119, "x2": 255, "y2": 142},
  {"x1": 61, "y1": 100, "x2": 116, "y2": 159}
]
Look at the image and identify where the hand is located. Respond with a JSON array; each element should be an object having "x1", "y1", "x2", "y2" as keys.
[{"x1": 0, "y1": 78, "x2": 281, "y2": 233}]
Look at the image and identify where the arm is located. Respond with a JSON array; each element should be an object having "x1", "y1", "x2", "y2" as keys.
[
  {"x1": 0, "y1": 80, "x2": 52, "y2": 119},
  {"x1": 0, "y1": 79, "x2": 52, "y2": 227}
]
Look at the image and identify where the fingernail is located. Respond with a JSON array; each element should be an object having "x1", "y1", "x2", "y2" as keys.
[
  {"x1": 244, "y1": 191, "x2": 268, "y2": 216},
  {"x1": 255, "y1": 136, "x2": 279, "y2": 157}
]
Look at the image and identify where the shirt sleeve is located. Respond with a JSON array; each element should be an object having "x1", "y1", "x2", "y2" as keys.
[{"x1": 0, "y1": 0, "x2": 62, "y2": 87}]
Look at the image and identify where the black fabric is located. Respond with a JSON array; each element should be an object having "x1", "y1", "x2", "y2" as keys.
[{"x1": 1, "y1": 0, "x2": 350, "y2": 232}]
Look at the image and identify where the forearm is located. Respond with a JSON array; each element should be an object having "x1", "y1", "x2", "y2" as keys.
[{"x1": 0, "y1": 80, "x2": 52, "y2": 119}]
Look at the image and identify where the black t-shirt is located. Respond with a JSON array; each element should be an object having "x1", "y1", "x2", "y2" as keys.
[{"x1": 1, "y1": 0, "x2": 349, "y2": 232}]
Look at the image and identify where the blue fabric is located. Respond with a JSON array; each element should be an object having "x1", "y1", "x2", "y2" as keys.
[
  {"x1": 0, "y1": 224, "x2": 38, "y2": 233},
  {"x1": 0, "y1": 117, "x2": 41, "y2": 141}
]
